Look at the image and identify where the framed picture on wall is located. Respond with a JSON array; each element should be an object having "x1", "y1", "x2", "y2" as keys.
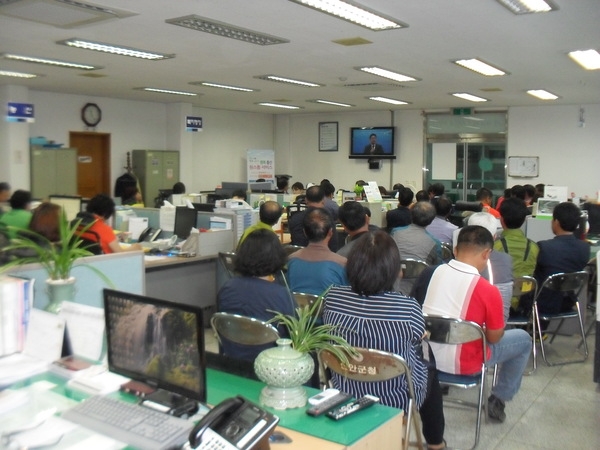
[{"x1": 319, "y1": 122, "x2": 338, "y2": 152}]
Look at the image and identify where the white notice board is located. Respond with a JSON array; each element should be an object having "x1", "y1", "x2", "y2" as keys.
[
  {"x1": 247, "y1": 149, "x2": 275, "y2": 184},
  {"x1": 508, "y1": 156, "x2": 539, "y2": 177},
  {"x1": 432, "y1": 143, "x2": 457, "y2": 180}
]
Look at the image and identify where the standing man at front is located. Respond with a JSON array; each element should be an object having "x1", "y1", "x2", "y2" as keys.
[
  {"x1": 363, "y1": 133, "x2": 384, "y2": 155},
  {"x1": 413, "y1": 226, "x2": 531, "y2": 423}
]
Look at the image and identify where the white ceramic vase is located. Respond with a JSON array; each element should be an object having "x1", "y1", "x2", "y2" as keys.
[
  {"x1": 254, "y1": 338, "x2": 314, "y2": 410},
  {"x1": 45, "y1": 277, "x2": 76, "y2": 314}
]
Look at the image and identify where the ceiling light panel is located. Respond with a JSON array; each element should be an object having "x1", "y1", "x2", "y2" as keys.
[
  {"x1": 451, "y1": 93, "x2": 488, "y2": 102},
  {"x1": 308, "y1": 99, "x2": 353, "y2": 107},
  {"x1": 57, "y1": 38, "x2": 174, "y2": 60},
  {"x1": 454, "y1": 58, "x2": 507, "y2": 76},
  {"x1": 288, "y1": 0, "x2": 406, "y2": 31},
  {"x1": 135, "y1": 87, "x2": 197, "y2": 96},
  {"x1": 257, "y1": 102, "x2": 302, "y2": 109},
  {"x1": 0, "y1": 69, "x2": 37, "y2": 78},
  {"x1": 255, "y1": 75, "x2": 322, "y2": 87},
  {"x1": 166, "y1": 15, "x2": 289, "y2": 45},
  {"x1": 495, "y1": 0, "x2": 558, "y2": 15},
  {"x1": 358, "y1": 66, "x2": 418, "y2": 82},
  {"x1": 568, "y1": 49, "x2": 600, "y2": 70},
  {"x1": 527, "y1": 89, "x2": 558, "y2": 100},
  {"x1": 368, "y1": 96, "x2": 409, "y2": 105},
  {"x1": 0, "y1": 52, "x2": 99, "y2": 69},
  {"x1": 189, "y1": 81, "x2": 256, "y2": 92}
]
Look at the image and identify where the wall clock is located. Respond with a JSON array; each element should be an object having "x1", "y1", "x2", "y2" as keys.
[{"x1": 81, "y1": 102, "x2": 102, "y2": 127}]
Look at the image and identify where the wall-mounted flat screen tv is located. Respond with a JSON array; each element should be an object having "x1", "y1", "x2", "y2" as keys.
[{"x1": 350, "y1": 126, "x2": 396, "y2": 159}]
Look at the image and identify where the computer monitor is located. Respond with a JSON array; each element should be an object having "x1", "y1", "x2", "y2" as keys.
[
  {"x1": 173, "y1": 206, "x2": 197, "y2": 240},
  {"x1": 103, "y1": 288, "x2": 206, "y2": 402},
  {"x1": 192, "y1": 203, "x2": 215, "y2": 212},
  {"x1": 218, "y1": 181, "x2": 248, "y2": 199},
  {"x1": 249, "y1": 182, "x2": 274, "y2": 192},
  {"x1": 49, "y1": 195, "x2": 82, "y2": 221}
]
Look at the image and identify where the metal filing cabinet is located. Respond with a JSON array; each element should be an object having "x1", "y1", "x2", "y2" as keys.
[
  {"x1": 30, "y1": 146, "x2": 77, "y2": 199},
  {"x1": 132, "y1": 150, "x2": 180, "y2": 207}
]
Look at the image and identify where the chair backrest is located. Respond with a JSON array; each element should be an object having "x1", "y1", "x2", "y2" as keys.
[
  {"x1": 423, "y1": 314, "x2": 488, "y2": 363},
  {"x1": 73, "y1": 228, "x2": 103, "y2": 255},
  {"x1": 537, "y1": 271, "x2": 588, "y2": 297},
  {"x1": 513, "y1": 275, "x2": 537, "y2": 299},
  {"x1": 320, "y1": 346, "x2": 412, "y2": 384},
  {"x1": 454, "y1": 201, "x2": 483, "y2": 213},
  {"x1": 292, "y1": 292, "x2": 320, "y2": 309},
  {"x1": 440, "y1": 242, "x2": 454, "y2": 261},
  {"x1": 210, "y1": 312, "x2": 280, "y2": 346},
  {"x1": 401, "y1": 258, "x2": 429, "y2": 279},
  {"x1": 283, "y1": 244, "x2": 304, "y2": 257},
  {"x1": 218, "y1": 251, "x2": 237, "y2": 278}
]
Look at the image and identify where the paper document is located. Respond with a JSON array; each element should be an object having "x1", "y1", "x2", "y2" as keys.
[{"x1": 59, "y1": 302, "x2": 105, "y2": 361}]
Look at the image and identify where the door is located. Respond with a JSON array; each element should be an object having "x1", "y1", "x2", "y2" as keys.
[{"x1": 69, "y1": 132, "x2": 110, "y2": 198}]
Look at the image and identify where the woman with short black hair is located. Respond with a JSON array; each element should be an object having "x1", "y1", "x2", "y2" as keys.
[{"x1": 324, "y1": 230, "x2": 446, "y2": 449}]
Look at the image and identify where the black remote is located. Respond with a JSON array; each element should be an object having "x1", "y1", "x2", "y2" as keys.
[
  {"x1": 306, "y1": 391, "x2": 353, "y2": 417},
  {"x1": 326, "y1": 395, "x2": 380, "y2": 420}
]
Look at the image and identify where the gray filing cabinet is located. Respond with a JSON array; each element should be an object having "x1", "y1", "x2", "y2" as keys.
[
  {"x1": 132, "y1": 150, "x2": 180, "y2": 207},
  {"x1": 30, "y1": 146, "x2": 77, "y2": 199}
]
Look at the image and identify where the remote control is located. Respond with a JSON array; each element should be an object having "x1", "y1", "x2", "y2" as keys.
[
  {"x1": 308, "y1": 388, "x2": 340, "y2": 405},
  {"x1": 306, "y1": 391, "x2": 353, "y2": 417},
  {"x1": 326, "y1": 395, "x2": 380, "y2": 420}
]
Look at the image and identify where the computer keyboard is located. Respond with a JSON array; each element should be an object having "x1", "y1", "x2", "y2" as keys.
[{"x1": 62, "y1": 395, "x2": 194, "y2": 450}]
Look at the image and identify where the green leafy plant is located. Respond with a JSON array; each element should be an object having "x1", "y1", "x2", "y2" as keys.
[
  {"x1": 1, "y1": 214, "x2": 111, "y2": 284},
  {"x1": 268, "y1": 292, "x2": 359, "y2": 365}
]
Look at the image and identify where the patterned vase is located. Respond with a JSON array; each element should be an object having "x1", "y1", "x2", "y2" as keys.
[{"x1": 254, "y1": 338, "x2": 314, "y2": 410}]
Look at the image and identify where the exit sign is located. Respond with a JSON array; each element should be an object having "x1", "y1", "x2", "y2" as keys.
[{"x1": 452, "y1": 107, "x2": 473, "y2": 116}]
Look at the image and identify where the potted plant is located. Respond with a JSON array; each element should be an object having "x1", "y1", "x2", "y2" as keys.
[
  {"x1": 1, "y1": 214, "x2": 111, "y2": 313},
  {"x1": 254, "y1": 293, "x2": 357, "y2": 410}
]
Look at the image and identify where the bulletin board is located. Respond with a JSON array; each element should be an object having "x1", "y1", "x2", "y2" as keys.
[{"x1": 508, "y1": 156, "x2": 539, "y2": 177}]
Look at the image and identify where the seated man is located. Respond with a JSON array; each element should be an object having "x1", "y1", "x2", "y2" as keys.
[
  {"x1": 386, "y1": 187, "x2": 413, "y2": 231},
  {"x1": 413, "y1": 226, "x2": 531, "y2": 423},
  {"x1": 477, "y1": 187, "x2": 500, "y2": 218},
  {"x1": 495, "y1": 197, "x2": 539, "y2": 314},
  {"x1": 337, "y1": 201, "x2": 370, "y2": 258},
  {"x1": 287, "y1": 208, "x2": 348, "y2": 295},
  {"x1": 321, "y1": 181, "x2": 339, "y2": 221},
  {"x1": 289, "y1": 185, "x2": 337, "y2": 251},
  {"x1": 392, "y1": 201, "x2": 442, "y2": 266},
  {"x1": 534, "y1": 202, "x2": 590, "y2": 316},
  {"x1": 237, "y1": 200, "x2": 282, "y2": 247},
  {"x1": 426, "y1": 196, "x2": 457, "y2": 244}
]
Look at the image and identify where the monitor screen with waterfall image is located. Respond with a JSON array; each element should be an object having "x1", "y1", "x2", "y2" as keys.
[{"x1": 103, "y1": 288, "x2": 206, "y2": 402}]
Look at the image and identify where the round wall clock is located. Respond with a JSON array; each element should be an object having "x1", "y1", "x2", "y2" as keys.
[{"x1": 81, "y1": 102, "x2": 102, "y2": 127}]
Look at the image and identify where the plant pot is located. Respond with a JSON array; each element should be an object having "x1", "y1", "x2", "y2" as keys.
[
  {"x1": 45, "y1": 277, "x2": 76, "y2": 313},
  {"x1": 254, "y1": 338, "x2": 314, "y2": 410}
]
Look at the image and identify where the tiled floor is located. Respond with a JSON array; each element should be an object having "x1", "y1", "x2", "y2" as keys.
[{"x1": 205, "y1": 316, "x2": 600, "y2": 450}]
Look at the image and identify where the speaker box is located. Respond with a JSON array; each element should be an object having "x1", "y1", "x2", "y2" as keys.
[{"x1": 368, "y1": 160, "x2": 381, "y2": 170}]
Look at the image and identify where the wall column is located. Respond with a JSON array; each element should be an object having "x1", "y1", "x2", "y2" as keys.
[
  {"x1": 0, "y1": 85, "x2": 31, "y2": 190},
  {"x1": 166, "y1": 102, "x2": 194, "y2": 191}
]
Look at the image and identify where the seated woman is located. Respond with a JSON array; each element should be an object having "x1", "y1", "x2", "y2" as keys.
[
  {"x1": 323, "y1": 230, "x2": 446, "y2": 450},
  {"x1": 75, "y1": 194, "x2": 142, "y2": 254},
  {"x1": 217, "y1": 229, "x2": 296, "y2": 361},
  {"x1": 121, "y1": 186, "x2": 144, "y2": 207}
]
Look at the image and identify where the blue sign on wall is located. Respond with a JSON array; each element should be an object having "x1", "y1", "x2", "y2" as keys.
[
  {"x1": 185, "y1": 116, "x2": 203, "y2": 132},
  {"x1": 7, "y1": 102, "x2": 35, "y2": 123}
]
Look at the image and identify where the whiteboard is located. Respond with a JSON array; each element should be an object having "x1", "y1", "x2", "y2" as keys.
[
  {"x1": 432, "y1": 143, "x2": 457, "y2": 180},
  {"x1": 508, "y1": 156, "x2": 539, "y2": 177}
]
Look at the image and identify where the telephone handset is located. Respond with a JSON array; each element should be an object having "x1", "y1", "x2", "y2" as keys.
[
  {"x1": 138, "y1": 227, "x2": 162, "y2": 242},
  {"x1": 189, "y1": 396, "x2": 279, "y2": 450}
]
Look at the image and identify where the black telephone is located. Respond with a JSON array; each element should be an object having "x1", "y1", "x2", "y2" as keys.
[
  {"x1": 138, "y1": 227, "x2": 162, "y2": 242},
  {"x1": 189, "y1": 396, "x2": 279, "y2": 450}
]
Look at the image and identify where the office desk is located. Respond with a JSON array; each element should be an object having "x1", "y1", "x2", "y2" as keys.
[{"x1": 5, "y1": 371, "x2": 402, "y2": 450}]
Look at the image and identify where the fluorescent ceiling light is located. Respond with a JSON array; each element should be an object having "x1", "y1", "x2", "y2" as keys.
[
  {"x1": 368, "y1": 96, "x2": 409, "y2": 105},
  {"x1": 288, "y1": 0, "x2": 406, "y2": 31},
  {"x1": 57, "y1": 38, "x2": 174, "y2": 60},
  {"x1": 137, "y1": 87, "x2": 197, "y2": 96},
  {"x1": 454, "y1": 58, "x2": 507, "y2": 76},
  {"x1": 495, "y1": 0, "x2": 557, "y2": 14},
  {"x1": 0, "y1": 52, "x2": 99, "y2": 69},
  {"x1": 166, "y1": 15, "x2": 289, "y2": 45},
  {"x1": 310, "y1": 99, "x2": 353, "y2": 107},
  {"x1": 358, "y1": 66, "x2": 418, "y2": 82},
  {"x1": 0, "y1": 69, "x2": 37, "y2": 78},
  {"x1": 568, "y1": 49, "x2": 600, "y2": 70},
  {"x1": 527, "y1": 89, "x2": 558, "y2": 100},
  {"x1": 257, "y1": 102, "x2": 301, "y2": 110},
  {"x1": 451, "y1": 93, "x2": 488, "y2": 102},
  {"x1": 256, "y1": 75, "x2": 322, "y2": 87},
  {"x1": 191, "y1": 81, "x2": 256, "y2": 92}
]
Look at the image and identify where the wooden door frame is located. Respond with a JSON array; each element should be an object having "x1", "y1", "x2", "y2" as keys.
[{"x1": 69, "y1": 131, "x2": 111, "y2": 197}]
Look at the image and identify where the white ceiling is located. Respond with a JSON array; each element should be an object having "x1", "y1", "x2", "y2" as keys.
[{"x1": 1, "y1": 0, "x2": 599, "y2": 114}]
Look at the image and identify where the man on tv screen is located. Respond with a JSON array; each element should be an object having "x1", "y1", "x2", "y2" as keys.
[{"x1": 363, "y1": 133, "x2": 384, "y2": 155}]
